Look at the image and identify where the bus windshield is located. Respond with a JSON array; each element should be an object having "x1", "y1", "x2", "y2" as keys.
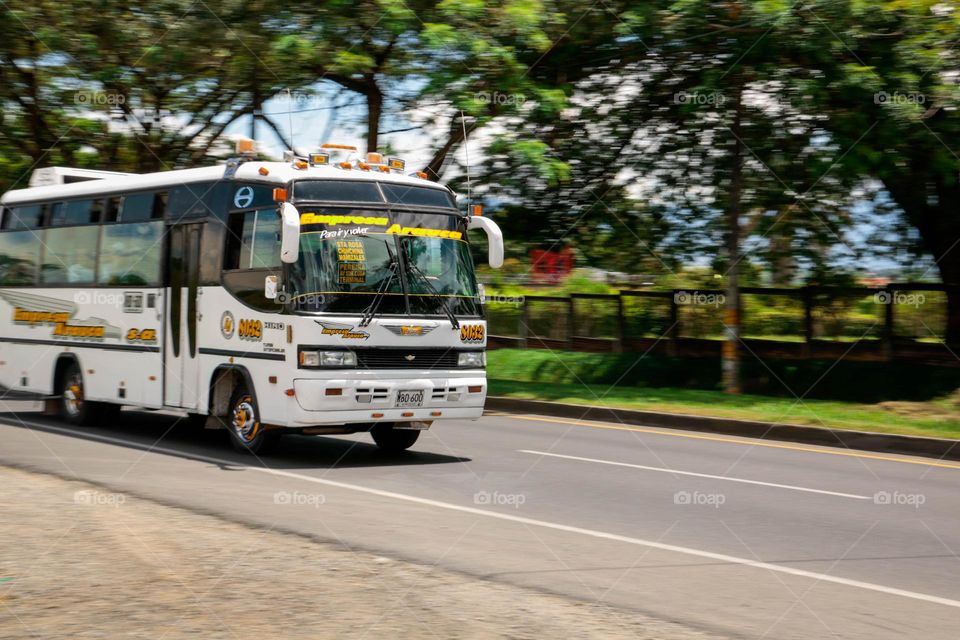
[{"x1": 287, "y1": 208, "x2": 481, "y2": 318}]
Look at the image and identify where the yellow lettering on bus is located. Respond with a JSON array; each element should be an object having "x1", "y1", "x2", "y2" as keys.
[{"x1": 385, "y1": 224, "x2": 462, "y2": 240}]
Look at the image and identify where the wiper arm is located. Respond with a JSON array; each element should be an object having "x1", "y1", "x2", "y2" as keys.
[
  {"x1": 359, "y1": 243, "x2": 400, "y2": 327},
  {"x1": 404, "y1": 257, "x2": 461, "y2": 330}
]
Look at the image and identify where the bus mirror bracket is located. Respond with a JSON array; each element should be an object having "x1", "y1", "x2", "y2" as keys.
[
  {"x1": 264, "y1": 275, "x2": 278, "y2": 300},
  {"x1": 467, "y1": 215, "x2": 504, "y2": 268},
  {"x1": 279, "y1": 202, "x2": 300, "y2": 264}
]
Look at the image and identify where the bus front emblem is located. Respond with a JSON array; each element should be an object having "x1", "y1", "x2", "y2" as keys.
[{"x1": 405, "y1": 354, "x2": 416, "y2": 361}]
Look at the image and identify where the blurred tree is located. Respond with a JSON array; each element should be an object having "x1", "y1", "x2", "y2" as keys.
[{"x1": 800, "y1": 0, "x2": 960, "y2": 343}]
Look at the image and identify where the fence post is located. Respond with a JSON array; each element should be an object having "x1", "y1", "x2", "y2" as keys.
[
  {"x1": 802, "y1": 286, "x2": 813, "y2": 358},
  {"x1": 883, "y1": 288, "x2": 895, "y2": 361},
  {"x1": 615, "y1": 293, "x2": 626, "y2": 353},
  {"x1": 567, "y1": 296, "x2": 576, "y2": 350},
  {"x1": 668, "y1": 291, "x2": 680, "y2": 356},
  {"x1": 519, "y1": 298, "x2": 529, "y2": 349}
]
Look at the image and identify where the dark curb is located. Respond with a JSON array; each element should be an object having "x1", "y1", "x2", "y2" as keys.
[{"x1": 485, "y1": 396, "x2": 960, "y2": 462}]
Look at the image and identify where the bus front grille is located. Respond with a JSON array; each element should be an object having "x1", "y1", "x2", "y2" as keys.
[{"x1": 355, "y1": 349, "x2": 460, "y2": 370}]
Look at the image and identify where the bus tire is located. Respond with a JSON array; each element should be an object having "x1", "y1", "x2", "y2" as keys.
[
  {"x1": 57, "y1": 361, "x2": 116, "y2": 426},
  {"x1": 225, "y1": 384, "x2": 279, "y2": 455},
  {"x1": 370, "y1": 423, "x2": 420, "y2": 452}
]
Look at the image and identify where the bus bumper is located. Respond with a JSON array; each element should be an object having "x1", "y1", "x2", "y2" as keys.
[{"x1": 284, "y1": 373, "x2": 487, "y2": 426}]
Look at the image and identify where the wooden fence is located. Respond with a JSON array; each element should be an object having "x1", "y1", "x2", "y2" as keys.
[{"x1": 484, "y1": 284, "x2": 960, "y2": 366}]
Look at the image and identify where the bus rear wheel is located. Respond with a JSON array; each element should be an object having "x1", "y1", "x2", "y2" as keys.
[
  {"x1": 225, "y1": 385, "x2": 279, "y2": 455},
  {"x1": 57, "y1": 361, "x2": 118, "y2": 426},
  {"x1": 370, "y1": 423, "x2": 420, "y2": 452}
]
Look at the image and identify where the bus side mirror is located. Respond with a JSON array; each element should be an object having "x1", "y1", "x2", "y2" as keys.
[
  {"x1": 279, "y1": 202, "x2": 300, "y2": 264},
  {"x1": 467, "y1": 215, "x2": 504, "y2": 268}
]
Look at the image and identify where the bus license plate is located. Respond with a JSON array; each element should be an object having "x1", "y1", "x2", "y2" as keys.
[{"x1": 395, "y1": 390, "x2": 424, "y2": 408}]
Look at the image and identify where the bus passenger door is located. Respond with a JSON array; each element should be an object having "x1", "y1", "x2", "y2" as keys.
[{"x1": 164, "y1": 224, "x2": 203, "y2": 410}]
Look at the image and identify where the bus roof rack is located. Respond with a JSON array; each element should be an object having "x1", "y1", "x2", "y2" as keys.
[{"x1": 28, "y1": 167, "x2": 136, "y2": 188}]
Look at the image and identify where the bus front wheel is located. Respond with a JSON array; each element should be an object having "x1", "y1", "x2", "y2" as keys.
[
  {"x1": 370, "y1": 423, "x2": 420, "y2": 452},
  {"x1": 225, "y1": 385, "x2": 279, "y2": 455}
]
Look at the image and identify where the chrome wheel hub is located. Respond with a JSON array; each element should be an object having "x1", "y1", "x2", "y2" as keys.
[{"x1": 231, "y1": 398, "x2": 259, "y2": 442}]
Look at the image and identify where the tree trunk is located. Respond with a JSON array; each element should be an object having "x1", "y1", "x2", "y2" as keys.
[
  {"x1": 723, "y1": 83, "x2": 744, "y2": 394},
  {"x1": 883, "y1": 168, "x2": 960, "y2": 345},
  {"x1": 366, "y1": 79, "x2": 382, "y2": 155}
]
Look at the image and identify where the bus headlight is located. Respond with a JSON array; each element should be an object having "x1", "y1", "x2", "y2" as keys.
[
  {"x1": 457, "y1": 351, "x2": 485, "y2": 368},
  {"x1": 299, "y1": 350, "x2": 357, "y2": 368}
]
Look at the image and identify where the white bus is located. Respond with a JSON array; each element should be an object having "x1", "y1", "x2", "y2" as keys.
[{"x1": 0, "y1": 146, "x2": 504, "y2": 453}]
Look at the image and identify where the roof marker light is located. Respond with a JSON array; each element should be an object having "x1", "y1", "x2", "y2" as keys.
[
  {"x1": 273, "y1": 188, "x2": 288, "y2": 202},
  {"x1": 416, "y1": 171, "x2": 428, "y2": 179},
  {"x1": 309, "y1": 153, "x2": 329, "y2": 166},
  {"x1": 294, "y1": 160, "x2": 308, "y2": 170},
  {"x1": 235, "y1": 138, "x2": 255, "y2": 156},
  {"x1": 366, "y1": 152, "x2": 384, "y2": 164},
  {"x1": 388, "y1": 157, "x2": 406, "y2": 171},
  {"x1": 338, "y1": 161, "x2": 353, "y2": 170},
  {"x1": 258, "y1": 167, "x2": 270, "y2": 176},
  {"x1": 322, "y1": 143, "x2": 358, "y2": 151}
]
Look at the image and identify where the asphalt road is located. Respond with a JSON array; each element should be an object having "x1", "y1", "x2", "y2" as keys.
[{"x1": 1, "y1": 400, "x2": 959, "y2": 639}]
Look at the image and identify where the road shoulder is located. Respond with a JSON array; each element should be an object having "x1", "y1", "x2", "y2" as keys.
[{"x1": 0, "y1": 464, "x2": 722, "y2": 640}]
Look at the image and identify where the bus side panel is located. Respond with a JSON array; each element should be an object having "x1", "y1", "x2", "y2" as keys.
[{"x1": 0, "y1": 287, "x2": 165, "y2": 408}]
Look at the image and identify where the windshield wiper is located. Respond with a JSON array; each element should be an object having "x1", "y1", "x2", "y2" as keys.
[
  {"x1": 359, "y1": 242, "x2": 400, "y2": 327},
  {"x1": 400, "y1": 242, "x2": 461, "y2": 330}
]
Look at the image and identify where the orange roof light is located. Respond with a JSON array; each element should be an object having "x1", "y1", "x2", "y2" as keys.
[
  {"x1": 388, "y1": 157, "x2": 406, "y2": 171},
  {"x1": 258, "y1": 166, "x2": 270, "y2": 176},
  {"x1": 309, "y1": 153, "x2": 329, "y2": 166},
  {"x1": 471, "y1": 204, "x2": 483, "y2": 216},
  {"x1": 338, "y1": 161, "x2": 353, "y2": 170},
  {"x1": 235, "y1": 138, "x2": 255, "y2": 155},
  {"x1": 366, "y1": 152, "x2": 384, "y2": 164},
  {"x1": 273, "y1": 188, "x2": 288, "y2": 202},
  {"x1": 357, "y1": 162, "x2": 371, "y2": 171},
  {"x1": 416, "y1": 171, "x2": 428, "y2": 179},
  {"x1": 377, "y1": 165, "x2": 391, "y2": 173},
  {"x1": 322, "y1": 143, "x2": 358, "y2": 151},
  {"x1": 294, "y1": 160, "x2": 308, "y2": 170}
]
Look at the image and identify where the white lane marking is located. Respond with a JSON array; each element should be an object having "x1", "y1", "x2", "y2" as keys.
[
  {"x1": 519, "y1": 449, "x2": 873, "y2": 500},
  {"x1": 5, "y1": 418, "x2": 960, "y2": 610}
]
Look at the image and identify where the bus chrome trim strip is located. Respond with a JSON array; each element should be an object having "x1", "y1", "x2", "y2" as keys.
[
  {"x1": 0, "y1": 336, "x2": 160, "y2": 353},
  {"x1": 198, "y1": 348, "x2": 286, "y2": 361}
]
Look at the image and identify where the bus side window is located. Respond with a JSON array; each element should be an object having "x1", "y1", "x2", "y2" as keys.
[
  {"x1": 97, "y1": 221, "x2": 164, "y2": 286},
  {"x1": 54, "y1": 199, "x2": 96, "y2": 226},
  {"x1": 39, "y1": 226, "x2": 99, "y2": 284},
  {"x1": 3, "y1": 205, "x2": 42, "y2": 230},
  {"x1": 103, "y1": 196, "x2": 121, "y2": 223},
  {"x1": 0, "y1": 230, "x2": 40, "y2": 285},
  {"x1": 224, "y1": 209, "x2": 281, "y2": 271},
  {"x1": 120, "y1": 192, "x2": 165, "y2": 222},
  {"x1": 168, "y1": 183, "x2": 216, "y2": 219}
]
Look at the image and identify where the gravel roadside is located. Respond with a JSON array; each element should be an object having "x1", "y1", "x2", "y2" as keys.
[{"x1": 0, "y1": 465, "x2": 723, "y2": 639}]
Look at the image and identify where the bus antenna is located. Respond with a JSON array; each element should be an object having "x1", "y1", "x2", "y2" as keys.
[
  {"x1": 286, "y1": 88, "x2": 297, "y2": 155},
  {"x1": 461, "y1": 110, "x2": 472, "y2": 213}
]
